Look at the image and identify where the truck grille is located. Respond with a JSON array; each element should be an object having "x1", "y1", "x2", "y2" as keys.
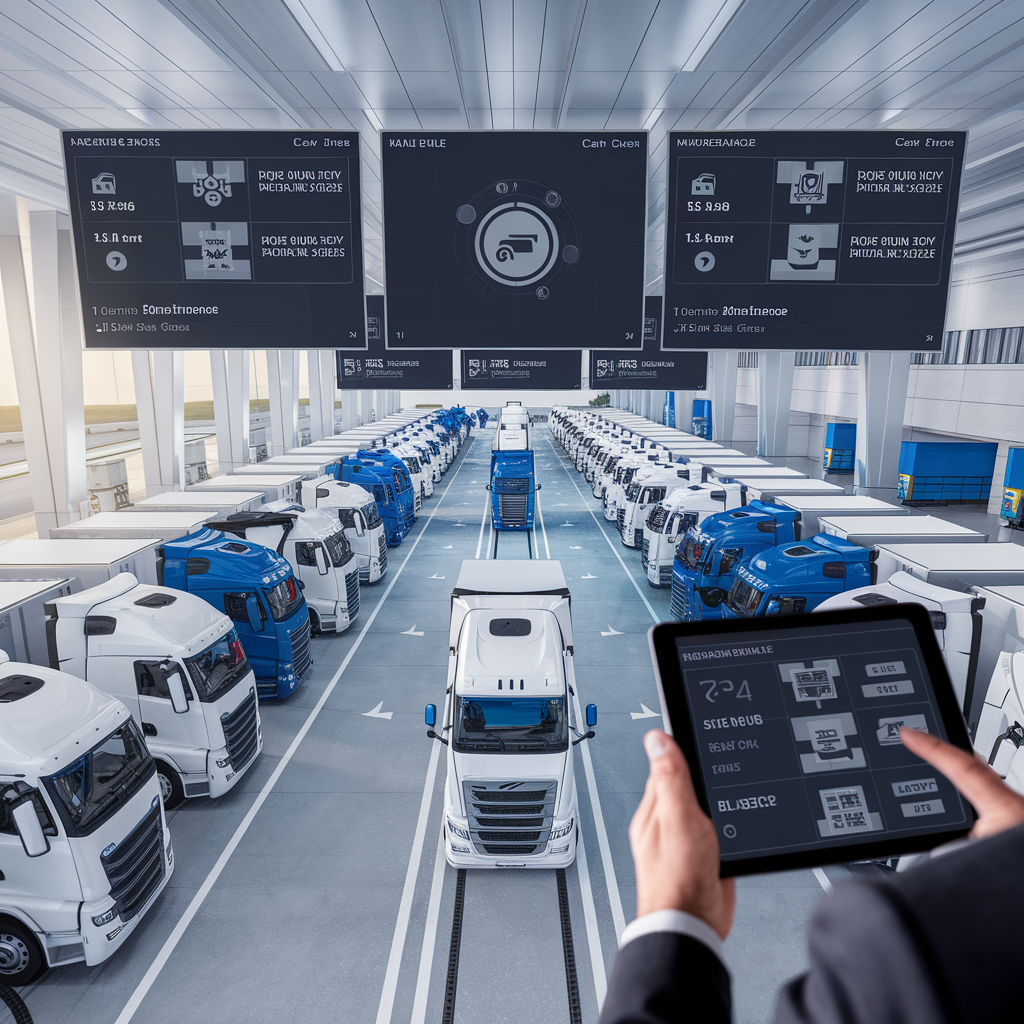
[
  {"x1": 617, "y1": 508, "x2": 625, "y2": 531},
  {"x1": 641, "y1": 537, "x2": 650, "y2": 570},
  {"x1": 221, "y1": 688, "x2": 259, "y2": 772},
  {"x1": 670, "y1": 584, "x2": 687, "y2": 621},
  {"x1": 290, "y1": 616, "x2": 312, "y2": 679},
  {"x1": 658, "y1": 564, "x2": 673, "y2": 587},
  {"x1": 345, "y1": 568, "x2": 360, "y2": 619},
  {"x1": 378, "y1": 534, "x2": 388, "y2": 575},
  {"x1": 464, "y1": 780, "x2": 557, "y2": 857},
  {"x1": 101, "y1": 801, "x2": 165, "y2": 923},
  {"x1": 498, "y1": 493, "x2": 528, "y2": 527},
  {"x1": 414, "y1": 489, "x2": 422, "y2": 512}
]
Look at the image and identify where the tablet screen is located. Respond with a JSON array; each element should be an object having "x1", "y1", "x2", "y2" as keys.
[{"x1": 671, "y1": 616, "x2": 971, "y2": 866}]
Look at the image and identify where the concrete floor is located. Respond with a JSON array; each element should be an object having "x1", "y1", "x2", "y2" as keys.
[{"x1": 9, "y1": 427, "x2": 841, "y2": 1024}]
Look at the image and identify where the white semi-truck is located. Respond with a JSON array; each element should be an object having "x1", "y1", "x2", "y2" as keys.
[
  {"x1": 426, "y1": 561, "x2": 596, "y2": 869},
  {"x1": 0, "y1": 650, "x2": 173, "y2": 984},
  {"x1": 307, "y1": 476, "x2": 389, "y2": 583},
  {"x1": 46, "y1": 573, "x2": 263, "y2": 809}
]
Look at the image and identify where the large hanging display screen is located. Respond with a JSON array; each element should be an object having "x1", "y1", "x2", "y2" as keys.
[
  {"x1": 381, "y1": 131, "x2": 647, "y2": 350},
  {"x1": 662, "y1": 131, "x2": 965, "y2": 351},
  {"x1": 460, "y1": 350, "x2": 582, "y2": 390},
  {"x1": 62, "y1": 130, "x2": 366, "y2": 349},
  {"x1": 336, "y1": 297, "x2": 453, "y2": 390},
  {"x1": 590, "y1": 296, "x2": 708, "y2": 389}
]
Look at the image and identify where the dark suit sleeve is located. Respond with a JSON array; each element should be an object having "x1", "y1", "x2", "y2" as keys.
[
  {"x1": 774, "y1": 879, "x2": 949, "y2": 1024},
  {"x1": 599, "y1": 932, "x2": 731, "y2": 1024}
]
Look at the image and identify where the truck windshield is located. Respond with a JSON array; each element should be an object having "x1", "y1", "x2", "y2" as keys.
[
  {"x1": 725, "y1": 578, "x2": 765, "y2": 618},
  {"x1": 392, "y1": 468, "x2": 406, "y2": 491},
  {"x1": 324, "y1": 529, "x2": 353, "y2": 567},
  {"x1": 453, "y1": 696, "x2": 568, "y2": 754},
  {"x1": 404, "y1": 456, "x2": 421, "y2": 473},
  {"x1": 681, "y1": 533, "x2": 709, "y2": 570},
  {"x1": 362, "y1": 501, "x2": 381, "y2": 528},
  {"x1": 264, "y1": 577, "x2": 305, "y2": 621},
  {"x1": 44, "y1": 720, "x2": 154, "y2": 837},
  {"x1": 184, "y1": 628, "x2": 250, "y2": 703}
]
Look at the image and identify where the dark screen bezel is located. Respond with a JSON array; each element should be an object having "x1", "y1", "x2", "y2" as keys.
[{"x1": 649, "y1": 604, "x2": 976, "y2": 878}]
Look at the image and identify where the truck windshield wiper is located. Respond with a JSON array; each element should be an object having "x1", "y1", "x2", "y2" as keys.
[{"x1": 483, "y1": 731, "x2": 507, "y2": 751}]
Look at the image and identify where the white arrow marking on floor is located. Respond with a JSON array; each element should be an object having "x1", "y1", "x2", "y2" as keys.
[
  {"x1": 443, "y1": 545, "x2": 452, "y2": 549},
  {"x1": 601, "y1": 625, "x2": 622, "y2": 636},
  {"x1": 581, "y1": 572, "x2": 598, "y2": 579},
  {"x1": 363, "y1": 701, "x2": 394, "y2": 720},
  {"x1": 453, "y1": 523, "x2": 466, "y2": 527},
  {"x1": 561, "y1": 522, "x2": 574, "y2": 527},
  {"x1": 428, "y1": 573, "x2": 445, "y2": 579},
  {"x1": 569, "y1": 545, "x2": 582, "y2": 549},
  {"x1": 401, "y1": 625, "x2": 425, "y2": 637},
  {"x1": 630, "y1": 704, "x2": 661, "y2": 721}
]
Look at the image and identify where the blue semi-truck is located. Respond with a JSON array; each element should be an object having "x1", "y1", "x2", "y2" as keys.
[
  {"x1": 721, "y1": 533, "x2": 874, "y2": 617},
  {"x1": 334, "y1": 451, "x2": 416, "y2": 546},
  {"x1": 670, "y1": 501, "x2": 799, "y2": 621},
  {"x1": 162, "y1": 527, "x2": 313, "y2": 699},
  {"x1": 490, "y1": 449, "x2": 539, "y2": 530}
]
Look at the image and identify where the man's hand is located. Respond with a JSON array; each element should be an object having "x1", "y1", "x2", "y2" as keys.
[
  {"x1": 900, "y1": 727, "x2": 1024, "y2": 840},
  {"x1": 629, "y1": 729, "x2": 736, "y2": 939}
]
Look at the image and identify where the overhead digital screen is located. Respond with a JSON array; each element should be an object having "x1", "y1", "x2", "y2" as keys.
[
  {"x1": 662, "y1": 131, "x2": 965, "y2": 351},
  {"x1": 590, "y1": 296, "x2": 708, "y2": 389},
  {"x1": 62, "y1": 130, "x2": 366, "y2": 349},
  {"x1": 381, "y1": 131, "x2": 647, "y2": 350},
  {"x1": 460, "y1": 350, "x2": 582, "y2": 390},
  {"x1": 336, "y1": 297, "x2": 453, "y2": 390}
]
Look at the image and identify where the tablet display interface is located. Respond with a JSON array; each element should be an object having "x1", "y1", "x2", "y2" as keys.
[{"x1": 672, "y1": 617, "x2": 971, "y2": 865}]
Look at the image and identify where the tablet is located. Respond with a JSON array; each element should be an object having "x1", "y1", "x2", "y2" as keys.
[{"x1": 649, "y1": 605, "x2": 975, "y2": 877}]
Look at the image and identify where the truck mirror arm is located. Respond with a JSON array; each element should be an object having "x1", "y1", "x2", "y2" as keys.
[
  {"x1": 571, "y1": 730, "x2": 596, "y2": 746},
  {"x1": 426, "y1": 729, "x2": 449, "y2": 746}
]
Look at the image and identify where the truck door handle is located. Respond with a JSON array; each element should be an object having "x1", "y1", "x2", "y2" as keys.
[{"x1": 143, "y1": 723, "x2": 157, "y2": 737}]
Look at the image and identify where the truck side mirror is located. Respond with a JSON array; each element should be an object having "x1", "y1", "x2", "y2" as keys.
[
  {"x1": 586, "y1": 704, "x2": 597, "y2": 728},
  {"x1": 354, "y1": 512, "x2": 365, "y2": 537},
  {"x1": 425, "y1": 704, "x2": 436, "y2": 727},
  {"x1": 12, "y1": 798, "x2": 49, "y2": 857},
  {"x1": 314, "y1": 546, "x2": 330, "y2": 576},
  {"x1": 165, "y1": 665, "x2": 189, "y2": 714},
  {"x1": 535, "y1": 483, "x2": 542, "y2": 491},
  {"x1": 245, "y1": 595, "x2": 265, "y2": 633}
]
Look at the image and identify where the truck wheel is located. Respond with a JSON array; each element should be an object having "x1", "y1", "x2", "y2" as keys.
[
  {"x1": 155, "y1": 761, "x2": 185, "y2": 810},
  {"x1": 0, "y1": 918, "x2": 45, "y2": 986}
]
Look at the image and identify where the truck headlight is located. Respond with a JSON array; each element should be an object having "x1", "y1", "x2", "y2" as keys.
[
  {"x1": 447, "y1": 820, "x2": 470, "y2": 841},
  {"x1": 450, "y1": 843, "x2": 470, "y2": 854},
  {"x1": 92, "y1": 907, "x2": 118, "y2": 927},
  {"x1": 215, "y1": 757, "x2": 230, "y2": 768},
  {"x1": 549, "y1": 818, "x2": 574, "y2": 840}
]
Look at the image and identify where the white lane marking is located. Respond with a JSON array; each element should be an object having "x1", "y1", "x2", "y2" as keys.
[
  {"x1": 630, "y1": 704, "x2": 661, "y2": 721},
  {"x1": 363, "y1": 701, "x2": 394, "y2": 720},
  {"x1": 812, "y1": 867, "x2": 833, "y2": 893},
  {"x1": 112, "y1": 437, "x2": 475, "y2": 1024},
  {"x1": 410, "y1": 829, "x2": 448, "y2": 1024},
  {"x1": 575, "y1": 829, "x2": 608, "y2": 1009},
  {"x1": 569, "y1": 680, "x2": 627, "y2": 943},
  {"x1": 536, "y1": 485, "x2": 552, "y2": 559},
  {"x1": 401, "y1": 625, "x2": 425, "y2": 637},
  {"x1": 475, "y1": 489, "x2": 490, "y2": 558},
  {"x1": 545, "y1": 437, "x2": 660, "y2": 624},
  {"x1": 600, "y1": 625, "x2": 622, "y2": 636}
]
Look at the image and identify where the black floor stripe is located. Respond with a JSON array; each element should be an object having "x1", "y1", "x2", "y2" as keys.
[
  {"x1": 556, "y1": 867, "x2": 583, "y2": 1024},
  {"x1": 441, "y1": 868, "x2": 467, "y2": 1024}
]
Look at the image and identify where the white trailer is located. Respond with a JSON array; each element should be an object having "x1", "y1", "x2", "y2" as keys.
[
  {"x1": 818, "y1": 515, "x2": 986, "y2": 549},
  {"x1": 48, "y1": 573, "x2": 262, "y2": 808},
  {"x1": 872, "y1": 543, "x2": 1024, "y2": 591},
  {"x1": 777, "y1": 495, "x2": 907, "y2": 539},
  {"x1": 230, "y1": 461, "x2": 337, "y2": 482},
  {"x1": 307, "y1": 476, "x2": 388, "y2": 583},
  {"x1": 426, "y1": 561, "x2": 596, "y2": 869},
  {"x1": 0, "y1": 579, "x2": 80, "y2": 664},
  {"x1": 49, "y1": 511, "x2": 218, "y2": 542},
  {"x1": 708, "y1": 465, "x2": 807, "y2": 479},
  {"x1": 132, "y1": 491, "x2": 265, "y2": 514},
  {"x1": 0, "y1": 538, "x2": 164, "y2": 587},
  {"x1": 738, "y1": 478, "x2": 847, "y2": 501},
  {"x1": 186, "y1": 473, "x2": 303, "y2": 504},
  {"x1": 0, "y1": 651, "x2": 173, "y2": 983}
]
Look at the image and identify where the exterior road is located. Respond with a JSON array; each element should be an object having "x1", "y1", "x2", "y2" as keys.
[{"x1": 15, "y1": 428, "x2": 836, "y2": 1024}]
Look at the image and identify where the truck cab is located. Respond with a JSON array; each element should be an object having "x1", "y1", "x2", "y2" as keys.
[
  {"x1": 0, "y1": 652, "x2": 172, "y2": 983},
  {"x1": 426, "y1": 561, "x2": 595, "y2": 869},
  {"x1": 643, "y1": 481, "x2": 747, "y2": 588},
  {"x1": 47, "y1": 573, "x2": 262, "y2": 809},
  {"x1": 336, "y1": 456, "x2": 410, "y2": 546},
  {"x1": 723, "y1": 533, "x2": 874, "y2": 618},
  {"x1": 814, "y1": 571, "x2": 985, "y2": 717},
  {"x1": 619, "y1": 464, "x2": 700, "y2": 548},
  {"x1": 670, "y1": 501, "x2": 799, "y2": 621},
  {"x1": 162, "y1": 528, "x2": 312, "y2": 699},
  {"x1": 392, "y1": 442, "x2": 433, "y2": 501},
  {"x1": 208, "y1": 508, "x2": 360, "y2": 634},
  {"x1": 604, "y1": 452, "x2": 659, "y2": 522},
  {"x1": 308, "y1": 476, "x2": 387, "y2": 583}
]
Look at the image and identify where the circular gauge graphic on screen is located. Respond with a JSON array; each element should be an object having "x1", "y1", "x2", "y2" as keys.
[{"x1": 454, "y1": 180, "x2": 580, "y2": 299}]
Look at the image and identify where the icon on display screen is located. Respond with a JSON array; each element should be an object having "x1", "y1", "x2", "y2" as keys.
[
  {"x1": 691, "y1": 172, "x2": 716, "y2": 195},
  {"x1": 454, "y1": 180, "x2": 581, "y2": 300},
  {"x1": 770, "y1": 224, "x2": 839, "y2": 281},
  {"x1": 777, "y1": 160, "x2": 844, "y2": 215},
  {"x1": 91, "y1": 172, "x2": 116, "y2": 195},
  {"x1": 176, "y1": 159, "x2": 243, "y2": 208},
  {"x1": 105, "y1": 250, "x2": 127, "y2": 271},
  {"x1": 694, "y1": 251, "x2": 716, "y2": 272}
]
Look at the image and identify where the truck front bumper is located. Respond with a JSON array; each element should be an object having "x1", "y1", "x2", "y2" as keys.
[
  {"x1": 207, "y1": 730, "x2": 263, "y2": 799},
  {"x1": 444, "y1": 823, "x2": 577, "y2": 870}
]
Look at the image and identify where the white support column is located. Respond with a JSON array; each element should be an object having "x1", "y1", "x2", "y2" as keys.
[
  {"x1": 649, "y1": 389, "x2": 667, "y2": 424},
  {"x1": 266, "y1": 349, "x2": 300, "y2": 454},
  {"x1": 757, "y1": 351, "x2": 795, "y2": 460},
  {"x1": 321, "y1": 350, "x2": 337, "y2": 435},
  {"x1": 132, "y1": 350, "x2": 184, "y2": 496},
  {"x1": 709, "y1": 350, "x2": 738, "y2": 444},
  {"x1": 211, "y1": 349, "x2": 250, "y2": 472},
  {"x1": 358, "y1": 390, "x2": 372, "y2": 425},
  {"x1": 854, "y1": 351, "x2": 911, "y2": 501}
]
